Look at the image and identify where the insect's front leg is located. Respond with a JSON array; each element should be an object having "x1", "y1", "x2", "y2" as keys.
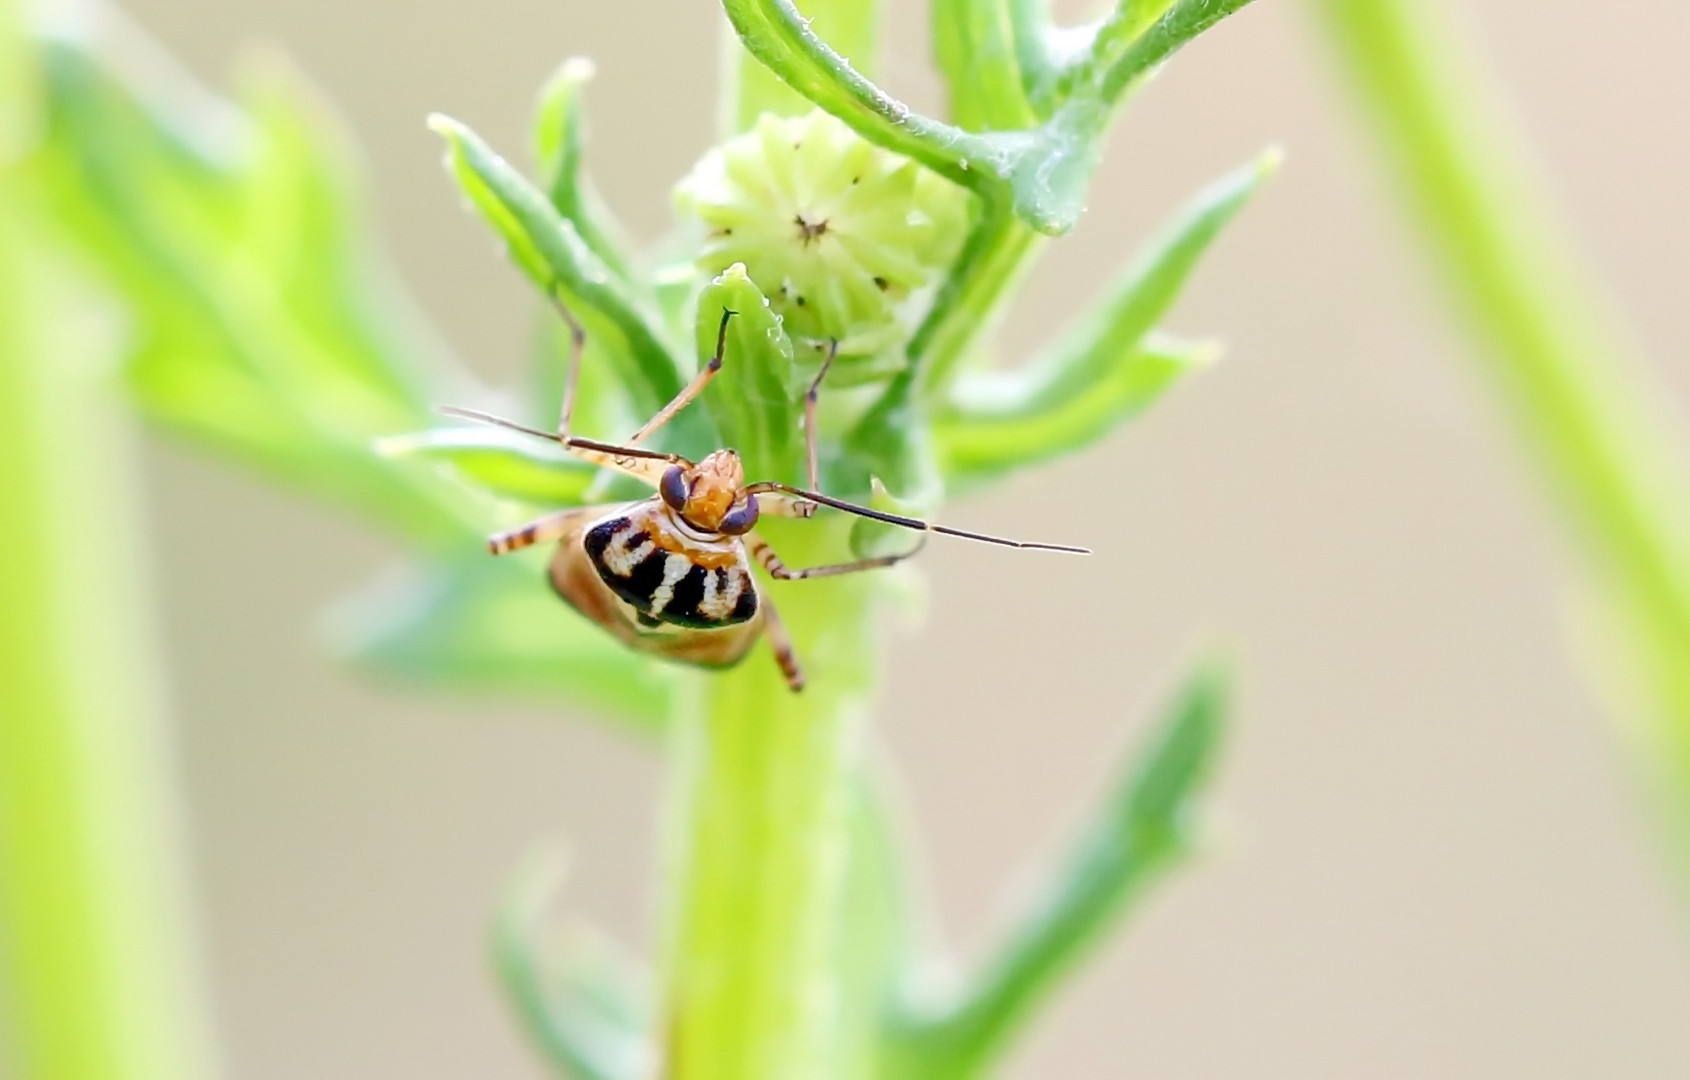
[
  {"x1": 744, "y1": 532, "x2": 923, "y2": 581},
  {"x1": 803, "y1": 339, "x2": 838, "y2": 492},
  {"x1": 627, "y1": 308, "x2": 735, "y2": 445}
]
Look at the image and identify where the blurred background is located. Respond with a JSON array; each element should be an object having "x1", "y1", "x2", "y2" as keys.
[{"x1": 86, "y1": 0, "x2": 1690, "y2": 1076}]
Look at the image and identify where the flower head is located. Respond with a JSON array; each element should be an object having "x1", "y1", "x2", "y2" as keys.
[{"x1": 676, "y1": 109, "x2": 966, "y2": 357}]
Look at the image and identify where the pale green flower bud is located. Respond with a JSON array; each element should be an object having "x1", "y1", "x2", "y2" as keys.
[{"x1": 675, "y1": 109, "x2": 966, "y2": 359}]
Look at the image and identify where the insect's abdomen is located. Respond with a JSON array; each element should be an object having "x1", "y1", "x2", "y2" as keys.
[{"x1": 583, "y1": 515, "x2": 757, "y2": 629}]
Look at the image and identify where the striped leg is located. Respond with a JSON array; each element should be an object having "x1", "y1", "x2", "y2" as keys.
[
  {"x1": 760, "y1": 596, "x2": 805, "y2": 692},
  {"x1": 627, "y1": 308, "x2": 734, "y2": 445},
  {"x1": 745, "y1": 532, "x2": 923, "y2": 581},
  {"x1": 487, "y1": 503, "x2": 618, "y2": 556},
  {"x1": 804, "y1": 339, "x2": 838, "y2": 491}
]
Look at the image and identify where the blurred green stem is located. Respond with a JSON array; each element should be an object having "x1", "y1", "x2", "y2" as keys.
[
  {"x1": 660, "y1": 521, "x2": 878, "y2": 1080},
  {"x1": 1310, "y1": 0, "x2": 1690, "y2": 852},
  {"x1": 0, "y1": 130, "x2": 217, "y2": 1080}
]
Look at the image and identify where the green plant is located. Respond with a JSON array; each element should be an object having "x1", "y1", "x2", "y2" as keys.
[{"x1": 18, "y1": 1, "x2": 1267, "y2": 1077}]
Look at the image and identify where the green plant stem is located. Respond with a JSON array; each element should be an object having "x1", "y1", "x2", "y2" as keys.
[
  {"x1": 0, "y1": 168, "x2": 217, "y2": 1078},
  {"x1": 1309, "y1": 0, "x2": 1690, "y2": 850},
  {"x1": 657, "y1": 19, "x2": 900, "y2": 1076},
  {"x1": 660, "y1": 519, "x2": 879, "y2": 1080}
]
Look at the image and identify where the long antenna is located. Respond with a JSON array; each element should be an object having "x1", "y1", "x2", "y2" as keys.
[
  {"x1": 436, "y1": 406, "x2": 688, "y2": 464},
  {"x1": 744, "y1": 482, "x2": 1092, "y2": 554}
]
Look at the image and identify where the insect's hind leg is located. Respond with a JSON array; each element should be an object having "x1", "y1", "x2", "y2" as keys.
[
  {"x1": 487, "y1": 503, "x2": 615, "y2": 555},
  {"x1": 760, "y1": 597, "x2": 806, "y2": 692}
]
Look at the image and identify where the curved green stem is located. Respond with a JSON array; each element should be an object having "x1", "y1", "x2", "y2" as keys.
[{"x1": 1310, "y1": 0, "x2": 1690, "y2": 852}]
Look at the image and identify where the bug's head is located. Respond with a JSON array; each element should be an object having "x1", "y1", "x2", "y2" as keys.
[{"x1": 661, "y1": 449, "x2": 759, "y2": 535}]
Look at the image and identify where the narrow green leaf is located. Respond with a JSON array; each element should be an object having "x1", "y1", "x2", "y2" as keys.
[
  {"x1": 40, "y1": 36, "x2": 467, "y2": 544},
  {"x1": 532, "y1": 57, "x2": 637, "y2": 285},
  {"x1": 492, "y1": 856, "x2": 652, "y2": 1080},
  {"x1": 331, "y1": 557, "x2": 672, "y2": 729},
  {"x1": 725, "y1": 0, "x2": 883, "y2": 135},
  {"x1": 377, "y1": 426, "x2": 598, "y2": 507},
  {"x1": 934, "y1": 150, "x2": 1275, "y2": 482},
  {"x1": 938, "y1": 333, "x2": 1217, "y2": 484},
  {"x1": 696, "y1": 263, "x2": 807, "y2": 483},
  {"x1": 886, "y1": 665, "x2": 1230, "y2": 1080},
  {"x1": 932, "y1": 0, "x2": 1037, "y2": 131},
  {"x1": 430, "y1": 113, "x2": 682, "y2": 415}
]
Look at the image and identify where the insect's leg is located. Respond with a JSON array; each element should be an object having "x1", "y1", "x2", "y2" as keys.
[
  {"x1": 627, "y1": 308, "x2": 735, "y2": 445},
  {"x1": 546, "y1": 286, "x2": 586, "y2": 438},
  {"x1": 804, "y1": 339, "x2": 839, "y2": 491},
  {"x1": 759, "y1": 596, "x2": 806, "y2": 692},
  {"x1": 487, "y1": 502, "x2": 619, "y2": 555},
  {"x1": 745, "y1": 531, "x2": 924, "y2": 581}
]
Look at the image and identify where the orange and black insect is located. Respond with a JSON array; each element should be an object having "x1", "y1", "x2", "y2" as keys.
[{"x1": 441, "y1": 304, "x2": 1088, "y2": 692}]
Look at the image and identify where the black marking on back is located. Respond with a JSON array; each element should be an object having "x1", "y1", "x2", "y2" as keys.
[
  {"x1": 582, "y1": 516, "x2": 757, "y2": 629},
  {"x1": 660, "y1": 564, "x2": 758, "y2": 629},
  {"x1": 728, "y1": 568, "x2": 757, "y2": 623},
  {"x1": 584, "y1": 517, "x2": 667, "y2": 613}
]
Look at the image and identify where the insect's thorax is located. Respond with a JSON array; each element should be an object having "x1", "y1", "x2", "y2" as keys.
[{"x1": 582, "y1": 502, "x2": 758, "y2": 629}]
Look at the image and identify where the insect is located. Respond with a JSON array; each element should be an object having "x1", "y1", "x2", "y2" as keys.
[{"x1": 441, "y1": 302, "x2": 1088, "y2": 692}]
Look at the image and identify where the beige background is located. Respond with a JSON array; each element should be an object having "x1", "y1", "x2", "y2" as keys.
[{"x1": 111, "y1": 0, "x2": 1690, "y2": 1076}]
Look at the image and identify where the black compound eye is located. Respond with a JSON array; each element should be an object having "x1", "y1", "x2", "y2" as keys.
[
  {"x1": 718, "y1": 493, "x2": 760, "y2": 535},
  {"x1": 659, "y1": 465, "x2": 689, "y2": 511}
]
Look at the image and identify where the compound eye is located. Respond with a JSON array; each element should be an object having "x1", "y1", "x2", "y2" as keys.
[
  {"x1": 717, "y1": 493, "x2": 760, "y2": 535},
  {"x1": 659, "y1": 466, "x2": 689, "y2": 511}
]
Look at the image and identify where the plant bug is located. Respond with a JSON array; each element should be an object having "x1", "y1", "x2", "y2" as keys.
[{"x1": 440, "y1": 303, "x2": 1088, "y2": 692}]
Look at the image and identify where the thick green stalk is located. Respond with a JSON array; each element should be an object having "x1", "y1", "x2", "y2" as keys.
[
  {"x1": 1309, "y1": 0, "x2": 1690, "y2": 849},
  {"x1": 660, "y1": 519, "x2": 880, "y2": 1080},
  {"x1": 655, "y1": 13, "x2": 898, "y2": 1077},
  {"x1": 0, "y1": 168, "x2": 218, "y2": 1079}
]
